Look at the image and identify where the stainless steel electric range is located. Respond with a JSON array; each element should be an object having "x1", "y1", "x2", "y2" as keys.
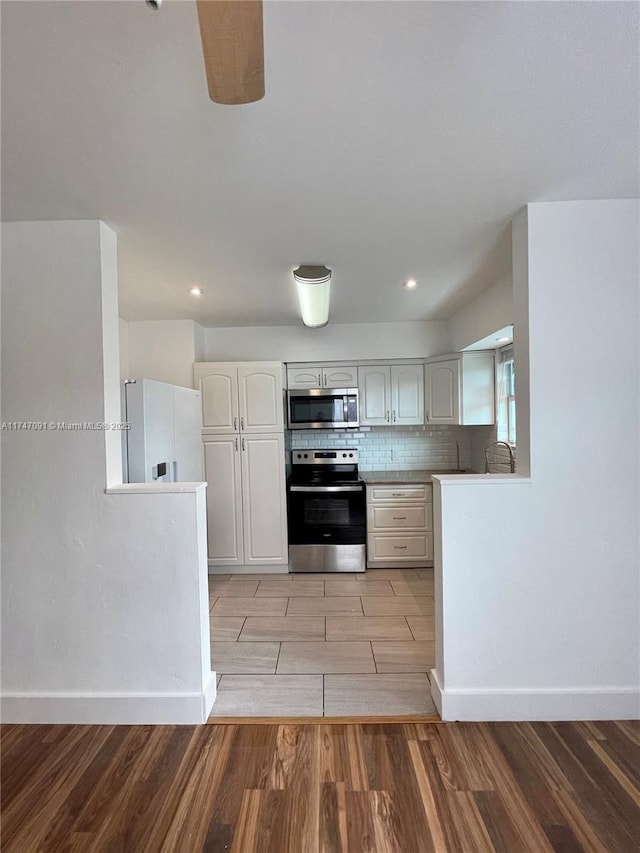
[{"x1": 287, "y1": 449, "x2": 366, "y2": 573}]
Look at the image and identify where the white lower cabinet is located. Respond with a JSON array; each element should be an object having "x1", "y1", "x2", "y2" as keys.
[
  {"x1": 203, "y1": 433, "x2": 287, "y2": 567},
  {"x1": 366, "y1": 483, "x2": 433, "y2": 568}
]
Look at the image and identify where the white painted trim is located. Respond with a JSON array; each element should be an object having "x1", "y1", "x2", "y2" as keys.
[
  {"x1": 208, "y1": 564, "x2": 290, "y2": 575},
  {"x1": 431, "y1": 678, "x2": 640, "y2": 721},
  {"x1": 202, "y1": 671, "x2": 217, "y2": 719},
  {"x1": 1, "y1": 674, "x2": 217, "y2": 725},
  {"x1": 106, "y1": 482, "x2": 206, "y2": 495},
  {"x1": 430, "y1": 667, "x2": 444, "y2": 716}
]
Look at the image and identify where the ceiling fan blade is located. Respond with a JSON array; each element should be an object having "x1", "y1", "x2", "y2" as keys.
[{"x1": 196, "y1": 0, "x2": 265, "y2": 105}]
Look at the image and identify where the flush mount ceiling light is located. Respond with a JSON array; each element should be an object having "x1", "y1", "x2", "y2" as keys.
[
  {"x1": 293, "y1": 265, "x2": 332, "y2": 328},
  {"x1": 403, "y1": 278, "x2": 417, "y2": 290},
  {"x1": 189, "y1": 287, "x2": 204, "y2": 296}
]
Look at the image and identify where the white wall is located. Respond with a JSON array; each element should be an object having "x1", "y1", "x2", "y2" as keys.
[
  {"x1": 121, "y1": 284, "x2": 508, "y2": 384},
  {"x1": 447, "y1": 277, "x2": 513, "y2": 352},
  {"x1": 194, "y1": 321, "x2": 207, "y2": 361},
  {"x1": 432, "y1": 200, "x2": 639, "y2": 721},
  {"x1": 119, "y1": 318, "x2": 130, "y2": 378},
  {"x1": 1, "y1": 221, "x2": 213, "y2": 724},
  {"x1": 127, "y1": 319, "x2": 201, "y2": 388},
  {"x1": 204, "y1": 320, "x2": 451, "y2": 362}
]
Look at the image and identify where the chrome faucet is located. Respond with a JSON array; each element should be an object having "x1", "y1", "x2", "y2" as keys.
[{"x1": 484, "y1": 441, "x2": 515, "y2": 473}]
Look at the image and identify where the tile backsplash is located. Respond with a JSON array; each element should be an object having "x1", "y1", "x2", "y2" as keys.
[
  {"x1": 469, "y1": 424, "x2": 496, "y2": 475},
  {"x1": 290, "y1": 425, "x2": 472, "y2": 471},
  {"x1": 468, "y1": 424, "x2": 517, "y2": 473}
]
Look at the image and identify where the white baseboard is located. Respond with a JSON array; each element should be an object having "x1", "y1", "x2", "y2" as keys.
[
  {"x1": 202, "y1": 671, "x2": 217, "y2": 719},
  {"x1": 208, "y1": 564, "x2": 290, "y2": 575},
  {"x1": 1, "y1": 673, "x2": 217, "y2": 725},
  {"x1": 430, "y1": 669, "x2": 640, "y2": 721}
]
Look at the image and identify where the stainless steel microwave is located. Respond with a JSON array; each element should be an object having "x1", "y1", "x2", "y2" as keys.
[{"x1": 287, "y1": 388, "x2": 359, "y2": 429}]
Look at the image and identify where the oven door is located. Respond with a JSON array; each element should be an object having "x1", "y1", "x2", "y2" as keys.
[{"x1": 287, "y1": 485, "x2": 366, "y2": 545}]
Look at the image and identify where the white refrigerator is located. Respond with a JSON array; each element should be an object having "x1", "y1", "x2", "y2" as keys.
[{"x1": 123, "y1": 379, "x2": 203, "y2": 483}]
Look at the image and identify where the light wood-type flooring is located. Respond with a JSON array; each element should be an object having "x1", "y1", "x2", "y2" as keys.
[
  {"x1": 2, "y1": 719, "x2": 639, "y2": 852},
  {"x1": 209, "y1": 568, "x2": 436, "y2": 717}
]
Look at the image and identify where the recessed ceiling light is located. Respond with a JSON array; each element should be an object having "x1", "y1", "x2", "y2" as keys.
[
  {"x1": 189, "y1": 287, "x2": 204, "y2": 296},
  {"x1": 403, "y1": 279, "x2": 417, "y2": 290},
  {"x1": 496, "y1": 336, "x2": 511, "y2": 343}
]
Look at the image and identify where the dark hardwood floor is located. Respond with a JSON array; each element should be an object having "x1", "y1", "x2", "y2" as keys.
[{"x1": 1, "y1": 720, "x2": 639, "y2": 852}]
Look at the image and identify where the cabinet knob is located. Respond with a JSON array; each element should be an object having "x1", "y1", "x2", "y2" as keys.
[
  {"x1": 394, "y1": 545, "x2": 408, "y2": 550},
  {"x1": 386, "y1": 410, "x2": 390, "y2": 422},
  {"x1": 318, "y1": 373, "x2": 321, "y2": 385},
  {"x1": 393, "y1": 410, "x2": 396, "y2": 422},
  {"x1": 235, "y1": 437, "x2": 238, "y2": 451},
  {"x1": 234, "y1": 417, "x2": 237, "y2": 431},
  {"x1": 393, "y1": 516, "x2": 407, "y2": 520},
  {"x1": 240, "y1": 417, "x2": 244, "y2": 430}
]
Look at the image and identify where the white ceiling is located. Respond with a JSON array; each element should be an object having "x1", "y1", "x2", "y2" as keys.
[
  {"x1": 2, "y1": 1, "x2": 638, "y2": 327},
  {"x1": 463, "y1": 325, "x2": 513, "y2": 351}
]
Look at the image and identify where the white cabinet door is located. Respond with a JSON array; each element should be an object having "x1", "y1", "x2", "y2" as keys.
[
  {"x1": 287, "y1": 367, "x2": 323, "y2": 389},
  {"x1": 199, "y1": 367, "x2": 238, "y2": 433},
  {"x1": 203, "y1": 436, "x2": 243, "y2": 566},
  {"x1": 241, "y1": 433, "x2": 288, "y2": 565},
  {"x1": 391, "y1": 364, "x2": 424, "y2": 425},
  {"x1": 460, "y1": 352, "x2": 495, "y2": 425},
  {"x1": 358, "y1": 365, "x2": 391, "y2": 426},
  {"x1": 425, "y1": 360, "x2": 460, "y2": 424},
  {"x1": 322, "y1": 365, "x2": 358, "y2": 388},
  {"x1": 238, "y1": 364, "x2": 284, "y2": 433}
]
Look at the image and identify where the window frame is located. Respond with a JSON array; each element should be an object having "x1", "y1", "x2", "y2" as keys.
[{"x1": 496, "y1": 344, "x2": 516, "y2": 448}]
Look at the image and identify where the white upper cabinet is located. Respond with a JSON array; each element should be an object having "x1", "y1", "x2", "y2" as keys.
[
  {"x1": 199, "y1": 366, "x2": 238, "y2": 432},
  {"x1": 287, "y1": 364, "x2": 358, "y2": 390},
  {"x1": 358, "y1": 365, "x2": 392, "y2": 425},
  {"x1": 359, "y1": 363, "x2": 424, "y2": 426},
  {"x1": 322, "y1": 365, "x2": 358, "y2": 388},
  {"x1": 425, "y1": 353, "x2": 494, "y2": 425},
  {"x1": 391, "y1": 364, "x2": 424, "y2": 425},
  {"x1": 425, "y1": 360, "x2": 460, "y2": 424},
  {"x1": 237, "y1": 365, "x2": 284, "y2": 433},
  {"x1": 194, "y1": 362, "x2": 285, "y2": 434}
]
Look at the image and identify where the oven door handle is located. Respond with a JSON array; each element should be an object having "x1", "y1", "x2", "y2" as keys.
[{"x1": 289, "y1": 485, "x2": 364, "y2": 493}]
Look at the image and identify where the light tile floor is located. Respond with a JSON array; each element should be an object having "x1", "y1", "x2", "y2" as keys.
[{"x1": 209, "y1": 568, "x2": 436, "y2": 717}]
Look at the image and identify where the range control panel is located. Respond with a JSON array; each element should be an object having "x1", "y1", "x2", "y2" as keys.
[{"x1": 292, "y1": 449, "x2": 359, "y2": 465}]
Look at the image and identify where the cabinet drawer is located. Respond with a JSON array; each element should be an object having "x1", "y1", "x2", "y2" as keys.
[
  {"x1": 368, "y1": 505, "x2": 429, "y2": 531},
  {"x1": 368, "y1": 533, "x2": 433, "y2": 561},
  {"x1": 367, "y1": 484, "x2": 431, "y2": 503}
]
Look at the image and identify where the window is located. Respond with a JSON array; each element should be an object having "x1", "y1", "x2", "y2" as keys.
[{"x1": 496, "y1": 345, "x2": 516, "y2": 446}]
